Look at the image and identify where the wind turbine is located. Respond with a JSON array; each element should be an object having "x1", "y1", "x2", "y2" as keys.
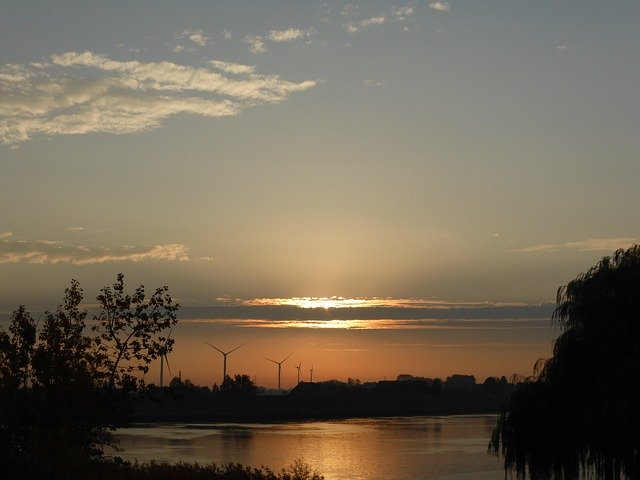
[
  {"x1": 205, "y1": 341, "x2": 246, "y2": 383},
  {"x1": 159, "y1": 330, "x2": 173, "y2": 388},
  {"x1": 264, "y1": 352, "x2": 294, "y2": 391},
  {"x1": 309, "y1": 364, "x2": 314, "y2": 383},
  {"x1": 294, "y1": 361, "x2": 302, "y2": 384}
]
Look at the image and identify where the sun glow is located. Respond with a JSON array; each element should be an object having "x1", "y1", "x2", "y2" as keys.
[{"x1": 238, "y1": 297, "x2": 533, "y2": 309}]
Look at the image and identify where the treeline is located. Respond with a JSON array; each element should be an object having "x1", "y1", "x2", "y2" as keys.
[{"x1": 129, "y1": 373, "x2": 513, "y2": 423}]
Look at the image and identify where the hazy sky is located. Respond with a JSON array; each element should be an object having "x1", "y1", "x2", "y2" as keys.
[{"x1": 1, "y1": 1, "x2": 639, "y2": 387}]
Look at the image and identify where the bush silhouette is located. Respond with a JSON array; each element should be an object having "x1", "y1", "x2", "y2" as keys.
[{"x1": 490, "y1": 246, "x2": 640, "y2": 479}]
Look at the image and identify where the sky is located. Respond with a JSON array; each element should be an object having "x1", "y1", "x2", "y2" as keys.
[{"x1": 1, "y1": 0, "x2": 639, "y2": 388}]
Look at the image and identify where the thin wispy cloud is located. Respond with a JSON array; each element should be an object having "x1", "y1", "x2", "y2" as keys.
[
  {"x1": 176, "y1": 28, "x2": 210, "y2": 46},
  {"x1": 181, "y1": 317, "x2": 550, "y2": 331},
  {"x1": 511, "y1": 238, "x2": 640, "y2": 253},
  {"x1": 0, "y1": 231, "x2": 12, "y2": 239},
  {"x1": 208, "y1": 60, "x2": 256, "y2": 75},
  {"x1": 0, "y1": 52, "x2": 317, "y2": 144},
  {"x1": 268, "y1": 28, "x2": 305, "y2": 42},
  {"x1": 392, "y1": 5, "x2": 415, "y2": 21},
  {"x1": 429, "y1": 1, "x2": 451, "y2": 12},
  {"x1": 363, "y1": 79, "x2": 386, "y2": 87},
  {"x1": 244, "y1": 35, "x2": 267, "y2": 54},
  {"x1": 343, "y1": 16, "x2": 386, "y2": 33},
  {"x1": 341, "y1": 3, "x2": 360, "y2": 16},
  {"x1": 0, "y1": 239, "x2": 189, "y2": 265}
]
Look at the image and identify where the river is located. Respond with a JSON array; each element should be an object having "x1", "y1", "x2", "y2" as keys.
[{"x1": 114, "y1": 415, "x2": 505, "y2": 480}]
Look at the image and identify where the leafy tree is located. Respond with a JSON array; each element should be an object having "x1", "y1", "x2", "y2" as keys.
[
  {"x1": 0, "y1": 306, "x2": 36, "y2": 390},
  {"x1": 490, "y1": 246, "x2": 640, "y2": 479},
  {"x1": 93, "y1": 273, "x2": 178, "y2": 389},
  {"x1": 221, "y1": 374, "x2": 257, "y2": 396},
  {"x1": 0, "y1": 274, "x2": 178, "y2": 478}
]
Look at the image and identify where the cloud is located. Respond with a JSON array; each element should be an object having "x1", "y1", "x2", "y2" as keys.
[
  {"x1": 429, "y1": 1, "x2": 451, "y2": 12},
  {"x1": 240, "y1": 296, "x2": 537, "y2": 309},
  {"x1": 181, "y1": 317, "x2": 551, "y2": 331},
  {"x1": 341, "y1": 3, "x2": 359, "y2": 16},
  {"x1": 0, "y1": 239, "x2": 189, "y2": 265},
  {"x1": 343, "y1": 16, "x2": 386, "y2": 33},
  {"x1": 176, "y1": 28, "x2": 210, "y2": 46},
  {"x1": 244, "y1": 35, "x2": 267, "y2": 54},
  {"x1": 68, "y1": 226, "x2": 84, "y2": 232},
  {"x1": 220, "y1": 30, "x2": 233, "y2": 40},
  {"x1": 173, "y1": 45, "x2": 186, "y2": 53},
  {"x1": 392, "y1": 5, "x2": 415, "y2": 20},
  {"x1": 177, "y1": 300, "x2": 556, "y2": 329},
  {"x1": 208, "y1": 60, "x2": 256, "y2": 75},
  {"x1": 0, "y1": 231, "x2": 12, "y2": 239},
  {"x1": 268, "y1": 28, "x2": 305, "y2": 42},
  {"x1": 511, "y1": 238, "x2": 640, "y2": 253},
  {"x1": 363, "y1": 79, "x2": 386, "y2": 87},
  {"x1": 0, "y1": 52, "x2": 317, "y2": 144}
]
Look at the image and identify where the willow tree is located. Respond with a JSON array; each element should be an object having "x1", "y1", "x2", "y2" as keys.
[{"x1": 490, "y1": 246, "x2": 640, "y2": 479}]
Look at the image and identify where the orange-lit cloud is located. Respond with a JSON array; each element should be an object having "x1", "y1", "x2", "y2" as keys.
[
  {"x1": 180, "y1": 317, "x2": 549, "y2": 331},
  {"x1": 238, "y1": 296, "x2": 535, "y2": 309}
]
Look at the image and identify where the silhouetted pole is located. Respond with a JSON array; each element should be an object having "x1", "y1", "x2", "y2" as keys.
[
  {"x1": 205, "y1": 342, "x2": 246, "y2": 383},
  {"x1": 264, "y1": 352, "x2": 294, "y2": 392},
  {"x1": 295, "y1": 361, "x2": 302, "y2": 384}
]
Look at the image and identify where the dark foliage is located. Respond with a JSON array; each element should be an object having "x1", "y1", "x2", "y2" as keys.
[
  {"x1": 87, "y1": 458, "x2": 323, "y2": 480},
  {"x1": 0, "y1": 275, "x2": 178, "y2": 479},
  {"x1": 490, "y1": 246, "x2": 640, "y2": 479},
  {"x1": 221, "y1": 374, "x2": 257, "y2": 396}
]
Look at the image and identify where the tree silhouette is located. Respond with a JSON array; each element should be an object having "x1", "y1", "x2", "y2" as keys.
[
  {"x1": 93, "y1": 273, "x2": 178, "y2": 389},
  {"x1": 490, "y1": 246, "x2": 640, "y2": 479},
  {"x1": 221, "y1": 374, "x2": 257, "y2": 396},
  {"x1": 0, "y1": 275, "x2": 178, "y2": 478}
]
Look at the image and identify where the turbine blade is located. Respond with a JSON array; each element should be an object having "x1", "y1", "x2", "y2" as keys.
[
  {"x1": 227, "y1": 342, "x2": 247, "y2": 355},
  {"x1": 204, "y1": 342, "x2": 225, "y2": 355},
  {"x1": 164, "y1": 355, "x2": 172, "y2": 377},
  {"x1": 281, "y1": 351, "x2": 294, "y2": 364},
  {"x1": 263, "y1": 357, "x2": 278, "y2": 364}
]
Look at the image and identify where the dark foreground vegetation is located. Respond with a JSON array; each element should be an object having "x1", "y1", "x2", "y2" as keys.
[
  {"x1": 14, "y1": 458, "x2": 324, "y2": 480},
  {"x1": 130, "y1": 374, "x2": 512, "y2": 422},
  {"x1": 0, "y1": 275, "x2": 324, "y2": 479},
  {"x1": 491, "y1": 246, "x2": 640, "y2": 479}
]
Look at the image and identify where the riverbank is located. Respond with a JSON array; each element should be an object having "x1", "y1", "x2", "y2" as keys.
[{"x1": 130, "y1": 384, "x2": 512, "y2": 423}]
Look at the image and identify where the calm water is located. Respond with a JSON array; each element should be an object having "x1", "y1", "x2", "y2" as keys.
[{"x1": 114, "y1": 415, "x2": 505, "y2": 480}]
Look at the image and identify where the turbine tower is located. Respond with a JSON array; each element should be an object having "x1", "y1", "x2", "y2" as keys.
[
  {"x1": 294, "y1": 361, "x2": 302, "y2": 384},
  {"x1": 309, "y1": 364, "x2": 314, "y2": 383},
  {"x1": 205, "y1": 342, "x2": 246, "y2": 383},
  {"x1": 264, "y1": 352, "x2": 294, "y2": 391},
  {"x1": 159, "y1": 330, "x2": 173, "y2": 388}
]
